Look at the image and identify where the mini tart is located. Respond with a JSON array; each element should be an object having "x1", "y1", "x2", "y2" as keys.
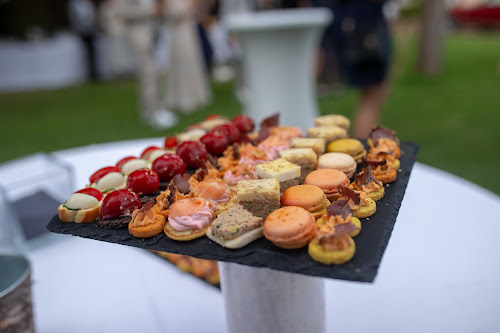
[
  {"x1": 164, "y1": 222, "x2": 209, "y2": 241},
  {"x1": 372, "y1": 166, "x2": 397, "y2": 184},
  {"x1": 308, "y1": 236, "x2": 355, "y2": 265},
  {"x1": 316, "y1": 216, "x2": 361, "y2": 237},
  {"x1": 352, "y1": 197, "x2": 377, "y2": 219},
  {"x1": 349, "y1": 183, "x2": 385, "y2": 202},
  {"x1": 128, "y1": 202, "x2": 166, "y2": 238}
]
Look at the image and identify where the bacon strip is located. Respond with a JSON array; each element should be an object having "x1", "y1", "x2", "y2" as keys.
[{"x1": 326, "y1": 198, "x2": 352, "y2": 219}]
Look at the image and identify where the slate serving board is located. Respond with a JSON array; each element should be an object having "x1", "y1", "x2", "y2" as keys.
[{"x1": 48, "y1": 141, "x2": 418, "y2": 283}]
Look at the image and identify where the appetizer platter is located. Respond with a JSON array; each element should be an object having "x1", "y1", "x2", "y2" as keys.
[{"x1": 47, "y1": 113, "x2": 418, "y2": 282}]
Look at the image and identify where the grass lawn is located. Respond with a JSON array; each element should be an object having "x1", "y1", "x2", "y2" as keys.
[{"x1": 1, "y1": 31, "x2": 499, "y2": 195}]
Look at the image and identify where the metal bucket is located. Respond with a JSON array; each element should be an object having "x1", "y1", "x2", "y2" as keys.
[{"x1": 0, "y1": 255, "x2": 33, "y2": 333}]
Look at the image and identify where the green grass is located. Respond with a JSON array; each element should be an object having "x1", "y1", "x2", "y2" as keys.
[{"x1": 1, "y1": 32, "x2": 499, "y2": 195}]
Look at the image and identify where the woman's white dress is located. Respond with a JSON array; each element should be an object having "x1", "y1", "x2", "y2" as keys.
[{"x1": 164, "y1": 0, "x2": 212, "y2": 113}]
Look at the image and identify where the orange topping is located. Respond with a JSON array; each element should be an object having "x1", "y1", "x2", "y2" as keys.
[{"x1": 169, "y1": 197, "x2": 208, "y2": 218}]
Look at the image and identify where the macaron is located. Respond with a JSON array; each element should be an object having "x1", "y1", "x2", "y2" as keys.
[
  {"x1": 304, "y1": 169, "x2": 350, "y2": 201},
  {"x1": 264, "y1": 206, "x2": 317, "y2": 249},
  {"x1": 314, "y1": 114, "x2": 350, "y2": 130},
  {"x1": 317, "y1": 153, "x2": 357, "y2": 179},
  {"x1": 280, "y1": 185, "x2": 330, "y2": 219},
  {"x1": 327, "y1": 138, "x2": 366, "y2": 163}
]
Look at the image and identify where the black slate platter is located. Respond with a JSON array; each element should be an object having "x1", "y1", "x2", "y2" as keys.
[{"x1": 48, "y1": 141, "x2": 419, "y2": 283}]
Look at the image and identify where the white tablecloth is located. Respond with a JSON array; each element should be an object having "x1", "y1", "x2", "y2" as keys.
[{"x1": 8, "y1": 139, "x2": 500, "y2": 332}]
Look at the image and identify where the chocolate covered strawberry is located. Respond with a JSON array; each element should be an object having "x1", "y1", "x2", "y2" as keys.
[
  {"x1": 97, "y1": 189, "x2": 142, "y2": 228},
  {"x1": 127, "y1": 168, "x2": 160, "y2": 204}
]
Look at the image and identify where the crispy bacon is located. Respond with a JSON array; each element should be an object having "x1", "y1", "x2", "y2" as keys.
[
  {"x1": 254, "y1": 113, "x2": 280, "y2": 144},
  {"x1": 333, "y1": 223, "x2": 359, "y2": 236},
  {"x1": 370, "y1": 126, "x2": 396, "y2": 145},
  {"x1": 355, "y1": 166, "x2": 382, "y2": 186},
  {"x1": 363, "y1": 156, "x2": 387, "y2": 167},
  {"x1": 260, "y1": 113, "x2": 280, "y2": 129},
  {"x1": 166, "y1": 184, "x2": 178, "y2": 207},
  {"x1": 206, "y1": 153, "x2": 220, "y2": 170},
  {"x1": 134, "y1": 200, "x2": 154, "y2": 216},
  {"x1": 326, "y1": 198, "x2": 352, "y2": 219},
  {"x1": 173, "y1": 174, "x2": 191, "y2": 194},
  {"x1": 339, "y1": 186, "x2": 360, "y2": 205}
]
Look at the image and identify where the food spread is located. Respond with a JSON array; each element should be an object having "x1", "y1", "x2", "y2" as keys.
[{"x1": 56, "y1": 113, "x2": 404, "y2": 267}]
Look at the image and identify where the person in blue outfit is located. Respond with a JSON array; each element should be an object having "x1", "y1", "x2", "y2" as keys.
[{"x1": 332, "y1": 0, "x2": 392, "y2": 138}]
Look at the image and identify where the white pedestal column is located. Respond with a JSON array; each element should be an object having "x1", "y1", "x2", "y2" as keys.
[
  {"x1": 219, "y1": 262, "x2": 326, "y2": 333},
  {"x1": 225, "y1": 8, "x2": 332, "y2": 132}
]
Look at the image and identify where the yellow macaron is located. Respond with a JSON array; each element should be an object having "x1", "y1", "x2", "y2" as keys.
[{"x1": 327, "y1": 138, "x2": 367, "y2": 163}]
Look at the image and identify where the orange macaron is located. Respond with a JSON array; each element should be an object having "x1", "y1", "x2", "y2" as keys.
[
  {"x1": 280, "y1": 185, "x2": 330, "y2": 219},
  {"x1": 264, "y1": 206, "x2": 317, "y2": 249},
  {"x1": 304, "y1": 169, "x2": 350, "y2": 201}
]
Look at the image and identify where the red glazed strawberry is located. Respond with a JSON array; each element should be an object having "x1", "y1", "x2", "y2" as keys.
[
  {"x1": 164, "y1": 136, "x2": 178, "y2": 149},
  {"x1": 75, "y1": 188, "x2": 104, "y2": 201},
  {"x1": 127, "y1": 169, "x2": 160, "y2": 195},
  {"x1": 176, "y1": 141, "x2": 208, "y2": 169},
  {"x1": 99, "y1": 189, "x2": 141, "y2": 220},
  {"x1": 89, "y1": 166, "x2": 121, "y2": 184},
  {"x1": 211, "y1": 124, "x2": 240, "y2": 144},
  {"x1": 152, "y1": 154, "x2": 186, "y2": 181},
  {"x1": 200, "y1": 132, "x2": 227, "y2": 156},
  {"x1": 232, "y1": 115, "x2": 255, "y2": 133}
]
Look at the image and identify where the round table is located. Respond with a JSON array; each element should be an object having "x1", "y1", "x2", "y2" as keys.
[{"x1": 11, "y1": 139, "x2": 500, "y2": 332}]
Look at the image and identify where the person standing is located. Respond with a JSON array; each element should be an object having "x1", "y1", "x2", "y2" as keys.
[
  {"x1": 163, "y1": 0, "x2": 212, "y2": 113},
  {"x1": 332, "y1": 0, "x2": 392, "y2": 138},
  {"x1": 68, "y1": 0, "x2": 99, "y2": 81},
  {"x1": 117, "y1": 0, "x2": 177, "y2": 128}
]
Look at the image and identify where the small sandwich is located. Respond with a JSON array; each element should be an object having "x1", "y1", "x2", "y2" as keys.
[
  {"x1": 327, "y1": 138, "x2": 366, "y2": 163},
  {"x1": 140, "y1": 146, "x2": 173, "y2": 167},
  {"x1": 58, "y1": 188, "x2": 103, "y2": 223},
  {"x1": 236, "y1": 179, "x2": 280, "y2": 219},
  {"x1": 256, "y1": 158, "x2": 301, "y2": 194},
  {"x1": 164, "y1": 197, "x2": 215, "y2": 241},
  {"x1": 116, "y1": 156, "x2": 148, "y2": 176},
  {"x1": 314, "y1": 114, "x2": 351, "y2": 131},
  {"x1": 279, "y1": 148, "x2": 317, "y2": 184},
  {"x1": 206, "y1": 205, "x2": 264, "y2": 249},
  {"x1": 291, "y1": 137, "x2": 326, "y2": 156},
  {"x1": 317, "y1": 152, "x2": 357, "y2": 179},
  {"x1": 89, "y1": 166, "x2": 126, "y2": 193},
  {"x1": 306, "y1": 126, "x2": 347, "y2": 145},
  {"x1": 280, "y1": 185, "x2": 330, "y2": 220}
]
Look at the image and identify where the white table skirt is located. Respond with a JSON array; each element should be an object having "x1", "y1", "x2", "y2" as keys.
[{"x1": 9, "y1": 139, "x2": 499, "y2": 332}]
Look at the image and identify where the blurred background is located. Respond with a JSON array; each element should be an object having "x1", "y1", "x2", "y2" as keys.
[{"x1": 0, "y1": 0, "x2": 499, "y2": 195}]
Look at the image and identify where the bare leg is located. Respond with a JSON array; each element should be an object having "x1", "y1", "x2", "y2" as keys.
[{"x1": 353, "y1": 83, "x2": 388, "y2": 138}]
